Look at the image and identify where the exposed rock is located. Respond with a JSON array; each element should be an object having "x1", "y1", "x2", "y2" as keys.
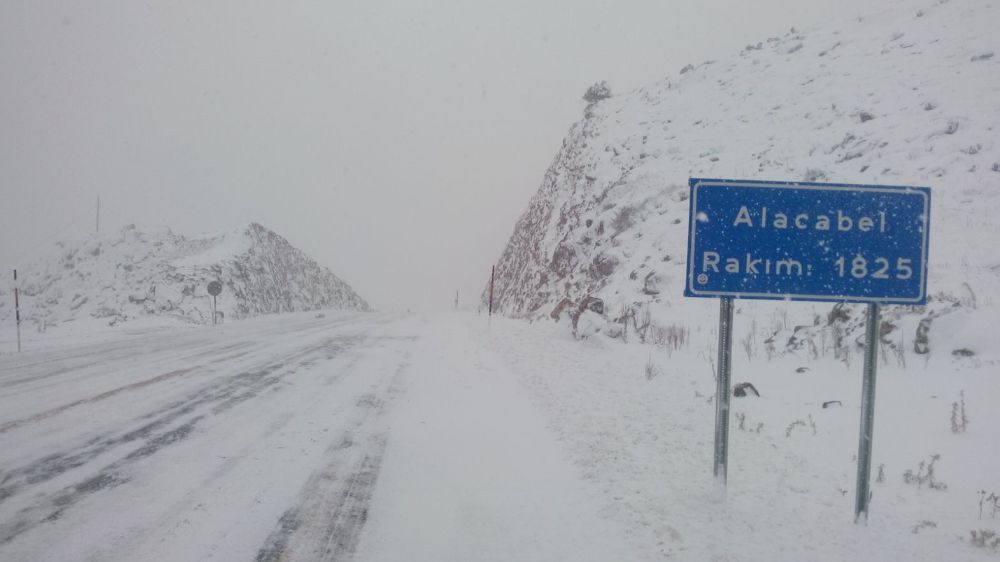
[
  {"x1": 915, "y1": 317, "x2": 933, "y2": 354},
  {"x1": 579, "y1": 296, "x2": 605, "y2": 316},
  {"x1": 573, "y1": 310, "x2": 605, "y2": 339},
  {"x1": 550, "y1": 298, "x2": 576, "y2": 322}
]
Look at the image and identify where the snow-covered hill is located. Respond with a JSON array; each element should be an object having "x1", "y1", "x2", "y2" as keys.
[
  {"x1": 487, "y1": 0, "x2": 999, "y2": 355},
  {"x1": 0, "y1": 223, "x2": 370, "y2": 332}
]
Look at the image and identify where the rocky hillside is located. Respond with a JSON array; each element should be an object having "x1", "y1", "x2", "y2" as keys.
[
  {"x1": 0, "y1": 223, "x2": 370, "y2": 330},
  {"x1": 487, "y1": 0, "x2": 998, "y2": 355}
]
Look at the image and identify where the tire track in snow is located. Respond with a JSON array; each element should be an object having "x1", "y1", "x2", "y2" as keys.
[
  {"x1": 255, "y1": 361, "x2": 409, "y2": 562},
  {"x1": 0, "y1": 366, "x2": 198, "y2": 434},
  {"x1": 0, "y1": 336, "x2": 365, "y2": 545}
]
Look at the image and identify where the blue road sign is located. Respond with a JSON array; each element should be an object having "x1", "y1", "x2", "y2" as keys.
[{"x1": 685, "y1": 178, "x2": 930, "y2": 304}]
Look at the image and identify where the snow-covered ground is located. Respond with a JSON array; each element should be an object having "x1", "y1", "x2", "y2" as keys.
[
  {"x1": 473, "y1": 310, "x2": 1000, "y2": 561},
  {"x1": 2, "y1": 310, "x2": 997, "y2": 561}
]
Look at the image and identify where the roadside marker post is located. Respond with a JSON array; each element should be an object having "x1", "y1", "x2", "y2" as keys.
[
  {"x1": 13, "y1": 270, "x2": 21, "y2": 353},
  {"x1": 684, "y1": 178, "x2": 930, "y2": 522},
  {"x1": 489, "y1": 266, "x2": 495, "y2": 317}
]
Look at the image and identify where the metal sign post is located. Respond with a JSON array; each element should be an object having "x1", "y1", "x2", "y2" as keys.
[
  {"x1": 13, "y1": 270, "x2": 21, "y2": 353},
  {"x1": 207, "y1": 281, "x2": 222, "y2": 326},
  {"x1": 855, "y1": 302, "x2": 880, "y2": 522},
  {"x1": 685, "y1": 177, "x2": 930, "y2": 522},
  {"x1": 713, "y1": 297, "x2": 734, "y2": 485}
]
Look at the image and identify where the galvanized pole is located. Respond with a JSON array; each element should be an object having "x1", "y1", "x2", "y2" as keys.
[
  {"x1": 14, "y1": 270, "x2": 22, "y2": 353},
  {"x1": 855, "y1": 302, "x2": 880, "y2": 523},
  {"x1": 713, "y1": 297, "x2": 734, "y2": 485},
  {"x1": 212, "y1": 295, "x2": 217, "y2": 326}
]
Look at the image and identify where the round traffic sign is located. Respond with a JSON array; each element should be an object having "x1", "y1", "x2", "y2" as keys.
[{"x1": 207, "y1": 281, "x2": 223, "y2": 296}]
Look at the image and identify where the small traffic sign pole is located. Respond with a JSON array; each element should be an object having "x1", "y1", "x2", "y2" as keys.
[
  {"x1": 713, "y1": 297, "x2": 734, "y2": 486},
  {"x1": 855, "y1": 302, "x2": 881, "y2": 523},
  {"x1": 207, "y1": 281, "x2": 223, "y2": 326},
  {"x1": 13, "y1": 270, "x2": 21, "y2": 353}
]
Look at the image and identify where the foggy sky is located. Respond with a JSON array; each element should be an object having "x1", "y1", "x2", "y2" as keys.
[{"x1": 1, "y1": 0, "x2": 903, "y2": 311}]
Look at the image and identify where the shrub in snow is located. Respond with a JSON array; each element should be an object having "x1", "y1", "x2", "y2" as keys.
[
  {"x1": 733, "y1": 382, "x2": 760, "y2": 397},
  {"x1": 652, "y1": 323, "x2": 688, "y2": 356},
  {"x1": 902, "y1": 454, "x2": 948, "y2": 490},
  {"x1": 644, "y1": 353, "x2": 660, "y2": 381},
  {"x1": 969, "y1": 529, "x2": 1000, "y2": 550},
  {"x1": 977, "y1": 490, "x2": 999, "y2": 520},
  {"x1": 583, "y1": 81, "x2": 612, "y2": 104},
  {"x1": 951, "y1": 390, "x2": 969, "y2": 433},
  {"x1": 785, "y1": 419, "x2": 806, "y2": 437},
  {"x1": 803, "y1": 168, "x2": 828, "y2": 182},
  {"x1": 611, "y1": 205, "x2": 637, "y2": 233},
  {"x1": 734, "y1": 413, "x2": 763, "y2": 433}
]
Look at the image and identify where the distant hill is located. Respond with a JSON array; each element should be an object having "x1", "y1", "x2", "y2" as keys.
[{"x1": 0, "y1": 223, "x2": 370, "y2": 331}]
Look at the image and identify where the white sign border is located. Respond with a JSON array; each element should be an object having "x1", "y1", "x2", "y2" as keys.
[{"x1": 686, "y1": 179, "x2": 930, "y2": 304}]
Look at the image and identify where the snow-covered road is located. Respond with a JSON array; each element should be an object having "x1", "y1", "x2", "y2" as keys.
[{"x1": 0, "y1": 311, "x2": 634, "y2": 561}]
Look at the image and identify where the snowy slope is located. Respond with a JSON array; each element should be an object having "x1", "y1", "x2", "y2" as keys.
[
  {"x1": 0, "y1": 222, "x2": 370, "y2": 333},
  {"x1": 487, "y1": 0, "x2": 999, "y2": 356}
]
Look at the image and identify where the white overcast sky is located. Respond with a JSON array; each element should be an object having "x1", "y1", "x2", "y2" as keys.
[{"x1": 0, "y1": 0, "x2": 914, "y2": 311}]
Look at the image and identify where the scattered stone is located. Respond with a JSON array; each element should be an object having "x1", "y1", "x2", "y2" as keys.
[
  {"x1": 915, "y1": 317, "x2": 932, "y2": 354},
  {"x1": 733, "y1": 382, "x2": 760, "y2": 398},
  {"x1": 796, "y1": 367, "x2": 810, "y2": 373},
  {"x1": 643, "y1": 271, "x2": 666, "y2": 295},
  {"x1": 971, "y1": 51, "x2": 994, "y2": 62},
  {"x1": 822, "y1": 400, "x2": 843, "y2": 408},
  {"x1": 952, "y1": 348, "x2": 975, "y2": 357}
]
